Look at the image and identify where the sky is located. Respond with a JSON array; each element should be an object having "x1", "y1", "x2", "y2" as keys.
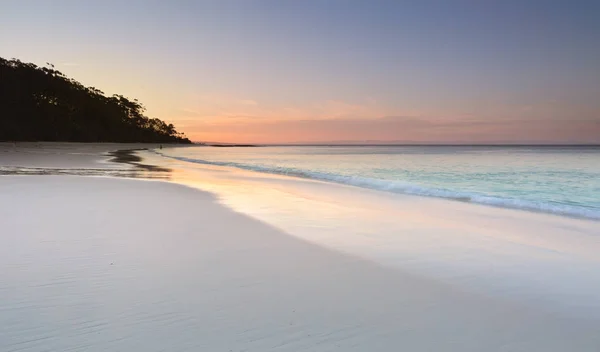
[{"x1": 1, "y1": 0, "x2": 599, "y2": 144}]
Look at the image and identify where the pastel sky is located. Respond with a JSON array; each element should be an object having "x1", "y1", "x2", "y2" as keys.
[{"x1": 2, "y1": 0, "x2": 599, "y2": 143}]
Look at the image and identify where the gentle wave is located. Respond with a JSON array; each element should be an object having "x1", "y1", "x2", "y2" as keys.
[{"x1": 156, "y1": 152, "x2": 600, "y2": 220}]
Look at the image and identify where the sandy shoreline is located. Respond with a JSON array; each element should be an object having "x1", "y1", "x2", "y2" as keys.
[
  {"x1": 145, "y1": 147, "x2": 600, "y2": 320},
  {"x1": 1, "y1": 144, "x2": 600, "y2": 351}
]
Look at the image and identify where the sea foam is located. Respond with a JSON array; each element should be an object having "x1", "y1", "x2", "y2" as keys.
[{"x1": 155, "y1": 151, "x2": 600, "y2": 221}]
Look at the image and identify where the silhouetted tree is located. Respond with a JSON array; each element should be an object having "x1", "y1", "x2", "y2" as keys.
[{"x1": 0, "y1": 57, "x2": 191, "y2": 143}]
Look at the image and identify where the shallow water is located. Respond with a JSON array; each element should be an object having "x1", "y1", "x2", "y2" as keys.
[
  {"x1": 143, "y1": 149, "x2": 600, "y2": 321},
  {"x1": 0, "y1": 149, "x2": 171, "y2": 179},
  {"x1": 159, "y1": 145, "x2": 600, "y2": 220},
  {"x1": 0, "y1": 166, "x2": 170, "y2": 179}
]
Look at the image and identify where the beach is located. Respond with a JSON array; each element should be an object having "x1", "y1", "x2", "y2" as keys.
[{"x1": 1, "y1": 143, "x2": 600, "y2": 351}]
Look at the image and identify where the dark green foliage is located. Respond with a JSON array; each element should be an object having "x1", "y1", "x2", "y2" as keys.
[{"x1": 0, "y1": 57, "x2": 191, "y2": 143}]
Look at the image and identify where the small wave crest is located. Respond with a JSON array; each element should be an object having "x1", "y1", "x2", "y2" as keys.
[{"x1": 156, "y1": 151, "x2": 600, "y2": 220}]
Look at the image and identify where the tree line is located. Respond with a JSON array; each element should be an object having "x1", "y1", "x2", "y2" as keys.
[{"x1": 0, "y1": 57, "x2": 191, "y2": 143}]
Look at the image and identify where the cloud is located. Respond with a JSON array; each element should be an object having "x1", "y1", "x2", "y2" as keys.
[
  {"x1": 177, "y1": 94, "x2": 403, "y2": 123},
  {"x1": 183, "y1": 114, "x2": 600, "y2": 144},
  {"x1": 176, "y1": 108, "x2": 203, "y2": 117},
  {"x1": 172, "y1": 94, "x2": 600, "y2": 143}
]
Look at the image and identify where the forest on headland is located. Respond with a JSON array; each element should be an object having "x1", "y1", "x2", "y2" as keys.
[{"x1": 0, "y1": 57, "x2": 191, "y2": 143}]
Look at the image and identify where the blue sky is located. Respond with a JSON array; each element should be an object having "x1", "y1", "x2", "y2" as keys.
[{"x1": 2, "y1": 0, "x2": 599, "y2": 143}]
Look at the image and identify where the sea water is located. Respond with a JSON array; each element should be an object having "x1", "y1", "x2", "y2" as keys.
[
  {"x1": 152, "y1": 145, "x2": 600, "y2": 319},
  {"x1": 159, "y1": 145, "x2": 600, "y2": 220}
]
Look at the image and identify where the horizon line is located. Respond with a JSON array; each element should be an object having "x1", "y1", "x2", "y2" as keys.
[{"x1": 195, "y1": 142, "x2": 600, "y2": 147}]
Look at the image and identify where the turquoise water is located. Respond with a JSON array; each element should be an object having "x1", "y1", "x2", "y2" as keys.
[{"x1": 159, "y1": 146, "x2": 600, "y2": 220}]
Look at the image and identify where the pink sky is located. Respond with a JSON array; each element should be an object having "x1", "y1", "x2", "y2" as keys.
[
  {"x1": 171, "y1": 97, "x2": 600, "y2": 144},
  {"x1": 3, "y1": 1, "x2": 599, "y2": 144}
]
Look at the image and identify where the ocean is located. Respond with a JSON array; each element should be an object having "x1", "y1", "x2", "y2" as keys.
[
  {"x1": 158, "y1": 145, "x2": 600, "y2": 220},
  {"x1": 150, "y1": 145, "x2": 600, "y2": 319}
]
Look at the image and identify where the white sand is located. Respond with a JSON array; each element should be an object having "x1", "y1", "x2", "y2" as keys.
[
  {"x1": 143, "y1": 149, "x2": 600, "y2": 319},
  {"x1": 1, "y1": 145, "x2": 600, "y2": 351}
]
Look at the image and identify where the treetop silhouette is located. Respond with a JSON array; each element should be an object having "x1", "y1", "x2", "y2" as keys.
[{"x1": 0, "y1": 57, "x2": 191, "y2": 143}]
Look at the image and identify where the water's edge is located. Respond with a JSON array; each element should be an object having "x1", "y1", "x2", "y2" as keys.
[{"x1": 154, "y1": 150, "x2": 600, "y2": 221}]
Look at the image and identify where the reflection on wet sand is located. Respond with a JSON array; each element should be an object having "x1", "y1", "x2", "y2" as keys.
[
  {"x1": 0, "y1": 149, "x2": 172, "y2": 180},
  {"x1": 108, "y1": 149, "x2": 171, "y2": 173}
]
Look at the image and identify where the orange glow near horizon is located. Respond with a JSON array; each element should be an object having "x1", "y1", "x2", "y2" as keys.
[
  {"x1": 29, "y1": 65, "x2": 600, "y2": 145},
  {"x1": 166, "y1": 99, "x2": 600, "y2": 144},
  {"x1": 4, "y1": 2, "x2": 599, "y2": 145}
]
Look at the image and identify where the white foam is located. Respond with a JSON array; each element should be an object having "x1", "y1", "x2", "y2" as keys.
[
  {"x1": 146, "y1": 150, "x2": 600, "y2": 321},
  {"x1": 155, "y1": 152, "x2": 600, "y2": 220}
]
